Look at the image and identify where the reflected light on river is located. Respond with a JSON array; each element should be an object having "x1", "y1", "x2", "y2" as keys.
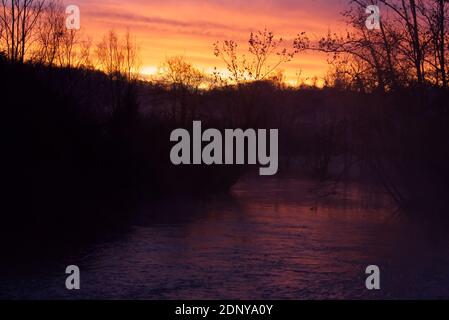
[{"x1": 2, "y1": 175, "x2": 449, "y2": 299}]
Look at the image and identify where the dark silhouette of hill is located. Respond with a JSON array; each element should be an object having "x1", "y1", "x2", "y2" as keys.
[{"x1": 0, "y1": 59, "x2": 243, "y2": 257}]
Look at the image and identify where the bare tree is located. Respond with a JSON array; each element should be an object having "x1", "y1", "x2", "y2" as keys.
[
  {"x1": 161, "y1": 56, "x2": 204, "y2": 89},
  {"x1": 96, "y1": 29, "x2": 141, "y2": 115},
  {"x1": 294, "y1": 0, "x2": 449, "y2": 90},
  {"x1": 33, "y1": 0, "x2": 64, "y2": 65},
  {"x1": 160, "y1": 56, "x2": 205, "y2": 123},
  {"x1": 96, "y1": 30, "x2": 124, "y2": 78},
  {"x1": 0, "y1": 0, "x2": 45, "y2": 63},
  {"x1": 96, "y1": 29, "x2": 141, "y2": 78},
  {"x1": 436, "y1": 0, "x2": 448, "y2": 87},
  {"x1": 57, "y1": 29, "x2": 78, "y2": 67},
  {"x1": 418, "y1": 0, "x2": 448, "y2": 87},
  {"x1": 123, "y1": 30, "x2": 141, "y2": 81},
  {"x1": 77, "y1": 36, "x2": 93, "y2": 69},
  {"x1": 377, "y1": 0, "x2": 447, "y2": 86},
  {"x1": 0, "y1": 7, "x2": 4, "y2": 53},
  {"x1": 214, "y1": 29, "x2": 295, "y2": 83}
]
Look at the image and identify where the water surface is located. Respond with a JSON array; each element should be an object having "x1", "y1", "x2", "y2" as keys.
[{"x1": 2, "y1": 175, "x2": 449, "y2": 299}]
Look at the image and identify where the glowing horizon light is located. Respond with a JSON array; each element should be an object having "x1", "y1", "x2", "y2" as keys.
[
  {"x1": 65, "y1": 0, "x2": 346, "y2": 83},
  {"x1": 141, "y1": 66, "x2": 159, "y2": 76}
]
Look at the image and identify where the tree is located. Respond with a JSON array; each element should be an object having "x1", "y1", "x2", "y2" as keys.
[
  {"x1": 0, "y1": 0, "x2": 45, "y2": 63},
  {"x1": 213, "y1": 29, "x2": 295, "y2": 83},
  {"x1": 160, "y1": 56, "x2": 205, "y2": 123},
  {"x1": 96, "y1": 30, "x2": 125, "y2": 79},
  {"x1": 372, "y1": 0, "x2": 447, "y2": 86},
  {"x1": 294, "y1": 0, "x2": 449, "y2": 90},
  {"x1": 96, "y1": 29, "x2": 141, "y2": 116},
  {"x1": 161, "y1": 56, "x2": 205, "y2": 89},
  {"x1": 417, "y1": 0, "x2": 448, "y2": 87},
  {"x1": 33, "y1": 0, "x2": 64, "y2": 65},
  {"x1": 57, "y1": 28, "x2": 78, "y2": 68},
  {"x1": 96, "y1": 30, "x2": 140, "y2": 80}
]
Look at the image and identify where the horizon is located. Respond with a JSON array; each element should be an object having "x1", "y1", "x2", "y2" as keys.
[{"x1": 68, "y1": 0, "x2": 348, "y2": 85}]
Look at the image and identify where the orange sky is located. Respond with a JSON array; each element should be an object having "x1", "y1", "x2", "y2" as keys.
[{"x1": 68, "y1": 0, "x2": 348, "y2": 84}]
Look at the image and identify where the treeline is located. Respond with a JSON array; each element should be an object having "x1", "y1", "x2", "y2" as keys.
[
  {"x1": 2, "y1": 0, "x2": 449, "y2": 91},
  {"x1": 0, "y1": 0, "x2": 141, "y2": 79},
  {"x1": 295, "y1": 0, "x2": 449, "y2": 91}
]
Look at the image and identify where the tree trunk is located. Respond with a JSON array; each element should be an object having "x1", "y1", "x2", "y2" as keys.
[
  {"x1": 409, "y1": 0, "x2": 424, "y2": 85},
  {"x1": 438, "y1": 0, "x2": 447, "y2": 88},
  {"x1": 11, "y1": 0, "x2": 15, "y2": 61}
]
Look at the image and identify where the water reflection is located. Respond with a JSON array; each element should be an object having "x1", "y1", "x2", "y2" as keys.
[{"x1": 2, "y1": 175, "x2": 449, "y2": 299}]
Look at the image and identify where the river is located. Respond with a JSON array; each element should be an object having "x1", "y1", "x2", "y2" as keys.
[{"x1": 2, "y1": 175, "x2": 449, "y2": 299}]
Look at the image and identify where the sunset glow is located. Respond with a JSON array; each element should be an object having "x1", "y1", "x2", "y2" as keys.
[{"x1": 69, "y1": 0, "x2": 347, "y2": 83}]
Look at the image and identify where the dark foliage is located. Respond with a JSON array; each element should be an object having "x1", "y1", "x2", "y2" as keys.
[{"x1": 0, "y1": 60, "x2": 242, "y2": 256}]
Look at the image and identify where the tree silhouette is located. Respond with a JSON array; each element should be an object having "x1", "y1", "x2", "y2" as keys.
[
  {"x1": 0, "y1": 0, "x2": 45, "y2": 63},
  {"x1": 160, "y1": 56, "x2": 205, "y2": 123},
  {"x1": 214, "y1": 29, "x2": 295, "y2": 83},
  {"x1": 294, "y1": 0, "x2": 449, "y2": 90}
]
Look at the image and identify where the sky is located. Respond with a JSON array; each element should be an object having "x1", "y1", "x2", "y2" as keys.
[{"x1": 68, "y1": 0, "x2": 348, "y2": 84}]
